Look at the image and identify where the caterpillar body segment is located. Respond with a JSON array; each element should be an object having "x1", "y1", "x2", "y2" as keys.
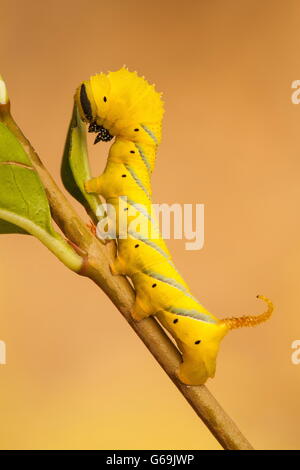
[
  {"x1": 113, "y1": 235, "x2": 172, "y2": 276},
  {"x1": 130, "y1": 272, "x2": 215, "y2": 324},
  {"x1": 76, "y1": 68, "x2": 273, "y2": 385}
]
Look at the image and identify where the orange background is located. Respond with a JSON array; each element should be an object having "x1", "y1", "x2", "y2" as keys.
[{"x1": 1, "y1": 0, "x2": 300, "y2": 450}]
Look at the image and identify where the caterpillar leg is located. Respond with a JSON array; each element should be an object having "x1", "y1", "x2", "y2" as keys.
[
  {"x1": 109, "y1": 258, "x2": 155, "y2": 320},
  {"x1": 85, "y1": 176, "x2": 103, "y2": 194},
  {"x1": 109, "y1": 257, "x2": 126, "y2": 276},
  {"x1": 176, "y1": 357, "x2": 215, "y2": 386},
  {"x1": 131, "y1": 296, "x2": 154, "y2": 321}
]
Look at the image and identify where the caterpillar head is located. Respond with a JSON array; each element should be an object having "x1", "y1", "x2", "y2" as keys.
[
  {"x1": 75, "y1": 80, "x2": 113, "y2": 144},
  {"x1": 75, "y1": 68, "x2": 164, "y2": 145}
]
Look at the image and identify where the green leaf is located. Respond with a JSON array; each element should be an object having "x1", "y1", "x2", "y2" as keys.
[
  {"x1": 0, "y1": 161, "x2": 56, "y2": 235},
  {"x1": 0, "y1": 122, "x2": 56, "y2": 236},
  {"x1": 0, "y1": 120, "x2": 31, "y2": 165},
  {"x1": 0, "y1": 122, "x2": 82, "y2": 271},
  {"x1": 0, "y1": 120, "x2": 33, "y2": 234},
  {"x1": 61, "y1": 104, "x2": 100, "y2": 219}
]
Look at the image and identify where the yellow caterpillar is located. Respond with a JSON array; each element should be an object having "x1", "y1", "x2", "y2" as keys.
[{"x1": 75, "y1": 68, "x2": 273, "y2": 385}]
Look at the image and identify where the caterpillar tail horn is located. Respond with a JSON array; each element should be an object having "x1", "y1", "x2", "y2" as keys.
[{"x1": 220, "y1": 295, "x2": 274, "y2": 330}]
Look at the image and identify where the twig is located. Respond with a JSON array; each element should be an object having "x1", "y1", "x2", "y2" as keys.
[{"x1": 2, "y1": 104, "x2": 253, "y2": 450}]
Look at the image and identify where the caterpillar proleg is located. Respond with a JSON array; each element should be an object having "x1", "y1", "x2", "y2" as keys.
[{"x1": 75, "y1": 68, "x2": 273, "y2": 385}]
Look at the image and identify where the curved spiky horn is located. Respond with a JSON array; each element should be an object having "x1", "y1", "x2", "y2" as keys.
[{"x1": 220, "y1": 295, "x2": 273, "y2": 330}]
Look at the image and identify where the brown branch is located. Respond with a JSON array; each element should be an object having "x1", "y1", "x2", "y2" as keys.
[{"x1": 2, "y1": 104, "x2": 253, "y2": 450}]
